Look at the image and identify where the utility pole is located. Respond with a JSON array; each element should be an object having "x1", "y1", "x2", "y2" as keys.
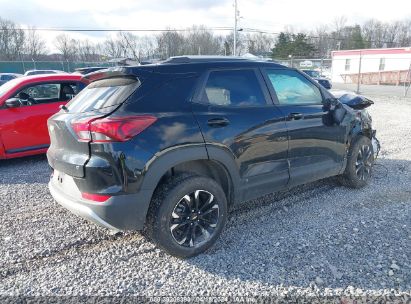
[
  {"x1": 356, "y1": 50, "x2": 362, "y2": 94},
  {"x1": 233, "y1": 0, "x2": 238, "y2": 56},
  {"x1": 404, "y1": 61, "x2": 411, "y2": 97}
]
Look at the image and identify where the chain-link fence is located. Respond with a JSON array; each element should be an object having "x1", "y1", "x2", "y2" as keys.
[
  {"x1": 272, "y1": 56, "x2": 411, "y2": 96},
  {"x1": 0, "y1": 61, "x2": 115, "y2": 74}
]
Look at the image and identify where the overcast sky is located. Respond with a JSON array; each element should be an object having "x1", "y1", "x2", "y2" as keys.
[{"x1": 1, "y1": 0, "x2": 411, "y2": 51}]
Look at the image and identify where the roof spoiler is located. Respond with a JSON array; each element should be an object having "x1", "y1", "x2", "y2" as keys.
[
  {"x1": 81, "y1": 67, "x2": 154, "y2": 83},
  {"x1": 81, "y1": 68, "x2": 132, "y2": 83}
]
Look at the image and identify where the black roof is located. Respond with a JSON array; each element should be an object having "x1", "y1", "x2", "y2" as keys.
[
  {"x1": 128, "y1": 56, "x2": 286, "y2": 74},
  {"x1": 162, "y1": 56, "x2": 250, "y2": 64},
  {"x1": 84, "y1": 56, "x2": 287, "y2": 82}
]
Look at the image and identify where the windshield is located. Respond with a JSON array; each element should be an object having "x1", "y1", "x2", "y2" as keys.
[
  {"x1": 66, "y1": 77, "x2": 140, "y2": 113},
  {"x1": 0, "y1": 77, "x2": 21, "y2": 98},
  {"x1": 304, "y1": 70, "x2": 320, "y2": 78}
]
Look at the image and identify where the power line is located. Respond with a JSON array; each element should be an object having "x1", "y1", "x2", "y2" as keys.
[
  {"x1": 0, "y1": 25, "x2": 407, "y2": 45},
  {"x1": 241, "y1": 28, "x2": 406, "y2": 45},
  {"x1": 0, "y1": 27, "x2": 234, "y2": 32}
]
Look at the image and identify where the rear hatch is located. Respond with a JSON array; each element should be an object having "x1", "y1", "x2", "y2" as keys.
[{"x1": 47, "y1": 76, "x2": 140, "y2": 177}]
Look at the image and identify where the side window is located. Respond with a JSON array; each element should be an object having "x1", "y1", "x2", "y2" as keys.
[
  {"x1": 265, "y1": 69, "x2": 323, "y2": 105},
  {"x1": 345, "y1": 59, "x2": 351, "y2": 71},
  {"x1": 18, "y1": 84, "x2": 60, "y2": 100},
  {"x1": 202, "y1": 69, "x2": 266, "y2": 107},
  {"x1": 61, "y1": 83, "x2": 77, "y2": 100},
  {"x1": 13, "y1": 82, "x2": 78, "y2": 106},
  {"x1": 379, "y1": 58, "x2": 385, "y2": 71}
]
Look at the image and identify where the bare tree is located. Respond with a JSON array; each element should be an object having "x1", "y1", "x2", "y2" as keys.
[
  {"x1": 223, "y1": 31, "x2": 245, "y2": 56},
  {"x1": 397, "y1": 20, "x2": 411, "y2": 47},
  {"x1": 333, "y1": 16, "x2": 348, "y2": 35},
  {"x1": 385, "y1": 21, "x2": 401, "y2": 47},
  {"x1": 361, "y1": 19, "x2": 377, "y2": 48},
  {"x1": 77, "y1": 39, "x2": 100, "y2": 62},
  {"x1": 245, "y1": 33, "x2": 274, "y2": 56},
  {"x1": 2, "y1": 16, "x2": 411, "y2": 64},
  {"x1": 25, "y1": 26, "x2": 47, "y2": 60},
  {"x1": 0, "y1": 17, "x2": 25, "y2": 60},
  {"x1": 117, "y1": 31, "x2": 140, "y2": 59},
  {"x1": 332, "y1": 16, "x2": 348, "y2": 49},
  {"x1": 138, "y1": 36, "x2": 157, "y2": 59},
  {"x1": 156, "y1": 30, "x2": 185, "y2": 58},
  {"x1": 54, "y1": 34, "x2": 78, "y2": 61},
  {"x1": 361, "y1": 19, "x2": 390, "y2": 48},
  {"x1": 310, "y1": 25, "x2": 334, "y2": 58},
  {"x1": 102, "y1": 37, "x2": 123, "y2": 59},
  {"x1": 184, "y1": 25, "x2": 222, "y2": 55}
]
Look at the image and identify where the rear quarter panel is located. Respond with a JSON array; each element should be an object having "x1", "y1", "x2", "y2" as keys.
[{"x1": 68, "y1": 74, "x2": 205, "y2": 196}]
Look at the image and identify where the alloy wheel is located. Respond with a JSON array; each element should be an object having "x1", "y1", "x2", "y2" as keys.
[
  {"x1": 170, "y1": 190, "x2": 220, "y2": 248},
  {"x1": 355, "y1": 145, "x2": 373, "y2": 181}
]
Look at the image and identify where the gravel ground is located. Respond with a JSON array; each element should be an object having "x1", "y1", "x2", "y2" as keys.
[{"x1": 0, "y1": 96, "x2": 410, "y2": 302}]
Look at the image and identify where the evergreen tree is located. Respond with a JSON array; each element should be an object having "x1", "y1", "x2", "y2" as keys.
[{"x1": 271, "y1": 32, "x2": 316, "y2": 58}]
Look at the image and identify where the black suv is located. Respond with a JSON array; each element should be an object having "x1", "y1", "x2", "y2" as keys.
[{"x1": 47, "y1": 56, "x2": 377, "y2": 257}]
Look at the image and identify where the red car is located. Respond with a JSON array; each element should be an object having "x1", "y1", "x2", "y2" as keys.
[{"x1": 0, "y1": 74, "x2": 88, "y2": 159}]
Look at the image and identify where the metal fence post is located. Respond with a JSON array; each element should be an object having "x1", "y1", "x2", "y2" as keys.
[
  {"x1": 320, "y1": 58, "x2": 324, "y2": 75},
  {"x1": 405, "y1": 62, "x2": 411, "y2": 97},
  {"x1": 356, "y1": 50, "x2": 362, "y2": 94},
  {"x1": 19, "y1": 54, "x2": 26, "y2": 73}
]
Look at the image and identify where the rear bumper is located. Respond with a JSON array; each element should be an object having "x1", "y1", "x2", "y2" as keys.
[{"x1": 49, "y1": 179, "x2": 152, "y2": 231}]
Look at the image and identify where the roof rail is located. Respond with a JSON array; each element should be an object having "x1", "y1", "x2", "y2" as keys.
[{"x1": 162, "y1": 55, "x2": 249, "y2": 64}]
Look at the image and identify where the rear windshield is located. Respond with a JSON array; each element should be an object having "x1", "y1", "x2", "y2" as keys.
[{"x1": 66, "y1": 77, "x2": 140, "y2": 113}]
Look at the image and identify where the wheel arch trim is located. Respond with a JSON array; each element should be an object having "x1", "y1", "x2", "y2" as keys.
[{"x1": 137, "y1": 143, "x2": 242, "y2": 227}]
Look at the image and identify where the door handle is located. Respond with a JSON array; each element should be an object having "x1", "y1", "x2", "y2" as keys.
[
  {"x1": 288, "y1": 112, "x2": 304, "y2": 120},
  {"x1": 207, "y1": 117, "x2": 230, "y2": 127}
]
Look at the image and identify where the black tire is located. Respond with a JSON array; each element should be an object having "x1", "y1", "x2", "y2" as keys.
[
  {"x1": 340, "y1": 135, "x2": 374, "y2": 188},
  {"x1": 145, "y1": 174, "x2": 228, "y2": 258}
]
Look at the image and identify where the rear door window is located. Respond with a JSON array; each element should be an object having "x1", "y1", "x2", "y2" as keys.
[
  {"x1": 201, "y1": 69, "x2": 267, "y2": 107},
  {"x1": 66, "y1": 77, "x2": 140, "y2": 113}
]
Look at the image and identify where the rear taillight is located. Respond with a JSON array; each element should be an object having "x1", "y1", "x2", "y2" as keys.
[
  {"x1": 81, "y1": 192, "x2": 111, "y2": 202},
  {"x1": 71, "y1": 117, "x2": 97, "y2": 142},
  {"x1": 71, "y1": 115, "x2": 157, "y2": 143}
]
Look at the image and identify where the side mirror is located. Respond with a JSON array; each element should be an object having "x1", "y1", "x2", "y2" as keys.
[
  {"x1": 324, "y1": 97, "x2": 339, "y2": 107},
  {"x1": 324, "y1": 97, "x2": 338, "y2": 106},
  {"x1": 5, "y1": 98, "x2": 21, "y2": 108}
]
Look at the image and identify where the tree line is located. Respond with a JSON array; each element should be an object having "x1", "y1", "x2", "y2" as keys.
[{"x1": 1, "y1": 16, "x2": 410, "y2": 62}]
